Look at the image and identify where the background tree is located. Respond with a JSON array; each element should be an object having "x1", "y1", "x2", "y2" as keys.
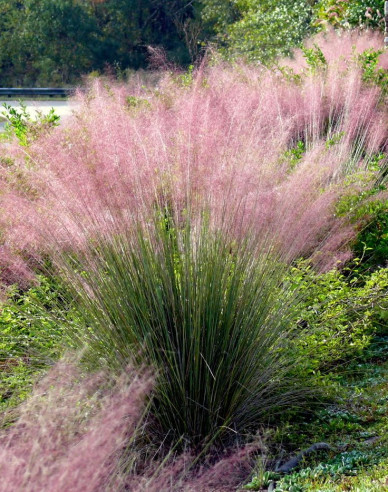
[
  {"x1": 0, "y1": 0, "x2": 102, "y2": 85},
  {"x1": 199, "y1": 0, "x2": 316, "y2": 63},
  {"x1": 0, "y1": 0, "x2": 197, "y2": 86},
  {"x1": 314, "y1": 0, "x2": 385, "y2": 30},
  {"x1": 0, "y1": 0, "x2": 31, "y2": 86},
  {"x1": 93, "y1": 0, "x2": 197, "y2": 69},
  {"x1": 0, "y1": 0, "x2": 385, "y2": 86}
]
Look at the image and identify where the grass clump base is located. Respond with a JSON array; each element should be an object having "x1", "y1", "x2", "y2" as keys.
[{"x1": 62, "y1": 217, "x2": 310, "y2": 448}]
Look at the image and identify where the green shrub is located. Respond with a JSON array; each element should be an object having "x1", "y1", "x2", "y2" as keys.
[
  {"x1": 335, "y1": 165, "x2": 388, "y2": 272},
  {"x1": 1, "y1": 102, "x2": 60, "y2": 146},
  {"x1": 201, "y1": 0, "x2": 314, "y2": 63},
  {"x1": 358, "y1": 48, "x2": 388, "y2": 95},
  {"x1": 287, "y1": 263, "x2": 388, "y2": 376},
  {"x1": 314, "y1": 0, "x2": 385, "y2": 30},
  {"x1": 302, "y1": 43, "x2": 327, "y2": 73},
  {"x1": 125, "y1": 96, "x2": 151, "y2": 111}
]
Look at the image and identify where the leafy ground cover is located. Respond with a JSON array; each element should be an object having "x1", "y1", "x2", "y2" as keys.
[
  {"x1": 246, "y1": 333, "x2": 388, "y2": 491},
  {"x1": 0, "y1": 275, "x2": 73, "y2": 416}
]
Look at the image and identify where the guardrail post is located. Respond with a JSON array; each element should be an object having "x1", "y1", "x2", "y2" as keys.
[{"x1": 385, "y1": 1, "x2": 388, "y2": 48}]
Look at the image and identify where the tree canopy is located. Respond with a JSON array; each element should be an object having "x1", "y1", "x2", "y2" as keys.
[{"x1": 0, "y1": 0, "x2": 385, "y2": 86}]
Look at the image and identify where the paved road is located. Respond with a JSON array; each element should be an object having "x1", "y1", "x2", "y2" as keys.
[{"x1": 0, "y1": 100, "x2": 74, "y2": 132}]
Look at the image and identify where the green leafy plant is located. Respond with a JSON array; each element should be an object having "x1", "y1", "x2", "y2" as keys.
[
  {"x1": 358, "y1": 48, "x2": 388, "y2": 95},
  {"x1": 354, "y1": 209, "x2": 388, "y2": 271},
  {"x1": 286, "y1": 262, "x2": 388, "y2": 376},
  {"x1": 272, "y1": 448, "x2": 388, "y2": 491},
  {"x1": 244, "y1": 470, "x2": 281, "y2": 490},
  {"x1": 1, "y1": 102, "x2": 60, "y2": 146},
  {"x1": 125, "y1": 95, "x2": 151, "y2": 111},
  {"x1": 334, "y1": 167, "x2": 388, "y2": 271},
  {"x1": 314, "y1": 0, "x2": 385, "y2": 30},
  {"x1": 0, "y1": 275, "x2": 71, "y2": 412},
  {"x1": 281, "y1": 141, "x2": 306, "y2": 171},
  {"x1": 302, "y1": 43, "x2": 327, "y2": 73},
  {"x1": 176, "y1": 64, "x2": 195, "y2": 87}
]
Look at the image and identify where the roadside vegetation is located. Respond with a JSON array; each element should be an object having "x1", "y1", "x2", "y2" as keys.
[{"x1": 0, "y1": 19, "x2": 387, "y2": 492}]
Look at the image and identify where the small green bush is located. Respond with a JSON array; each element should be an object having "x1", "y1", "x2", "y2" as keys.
[
  {"x1": 287, "y1": 263, "x2": 388, "y2": 376},
  {"x1": 358, "y1": 48, "x2": 388, "y2": 95},
  {"x1": 353, "y1": 209, "x2": 388, "y2": 271},
  {"x1": 314, "y1": 0, "x2": 385, "y2": 30},
  {"x1": 1, "y1": 102, "x2": 60, "y2": 146}
]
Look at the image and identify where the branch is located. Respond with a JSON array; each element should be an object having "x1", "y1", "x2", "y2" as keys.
[{"x1": 276, "y1": 442, "x2": 333, "y2": 473}]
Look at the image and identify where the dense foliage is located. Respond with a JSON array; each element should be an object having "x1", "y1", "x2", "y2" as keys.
[
  {"x1": 0, "y1": 0, "x2": 198, "y2": 85},
  {"x1": 0, "y1": 276, "x2": 69, "y2": 412},
  {"x1": 200, "y1": 0, "x2": 314, "y2": 62},
  {"x1": 0, "y1": 0, "x2": 386, "y2": 85},
  {"x1": 314, "y1": 0, "x2": 386, "y2": 30}
]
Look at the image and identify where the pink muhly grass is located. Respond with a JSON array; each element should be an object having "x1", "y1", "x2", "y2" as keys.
[
  {"x1": 286, "y1": 29, "x2": 388, "y2": 72},
  {"x1": 0, "y1": 31, "x2": 385, "y2": 485},
  {"x1": 183, "y1": 445, "x2": 258, "y2": 492},
  {"x1": 0, "y1": 31, "x2": 386, "y2": 280},
  {"x1": 0, "y1": 361, "x2": 153, "y2": 492},
  {"x1": 127, "y1": 444, "x2": 259, "y2": 492},
  {"x1": 0, "y1": 359, "x2": 262, "y2": 492}
]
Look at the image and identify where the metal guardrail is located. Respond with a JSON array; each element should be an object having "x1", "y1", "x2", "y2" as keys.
[{"x1": 0, "y1": 88, "x2": 75, "y2": 98}]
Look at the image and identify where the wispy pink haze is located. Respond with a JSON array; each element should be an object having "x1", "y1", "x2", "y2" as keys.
[
  {"x1": 0, "y1": 362, "x2": 260, "y2": 491},
  {"x1": 128, "y1": 445, "x2": 259, "y2": 491},
  {"x1": 0, "y1": 362, "x2": 153, "y2": 492},
  {"x1": 0, "y1": 30, "x2": 386, "y2": 282}
]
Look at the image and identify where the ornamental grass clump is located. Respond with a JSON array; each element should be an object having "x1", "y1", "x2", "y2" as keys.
[
  {"x1": 0, "y1": 31, "x2": 386, "y2": 447},
  {"x1": 61, "y1": 217, "x2": 307, "y2": 445}
]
